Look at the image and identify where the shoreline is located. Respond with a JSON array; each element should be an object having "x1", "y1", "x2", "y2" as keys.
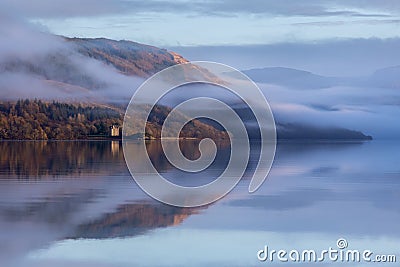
[{"x1": 0, "y1": 138, "x2": 375, "y2": 142}]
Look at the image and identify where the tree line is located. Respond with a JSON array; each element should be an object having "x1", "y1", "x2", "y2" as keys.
[{"x1": 0, "y1": 99, "x2": 122, "y2": 140}]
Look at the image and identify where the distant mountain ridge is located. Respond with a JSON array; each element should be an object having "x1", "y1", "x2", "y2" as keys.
[
  {"x1": 243, "y1": 66, "x2": 400, "y2": 89},
  {"x1": 369, "y1": 65, "x2": 400, "y2": 89},
  {"x1": 243, "y1": 67, "x2": 339, "y2": 89}
]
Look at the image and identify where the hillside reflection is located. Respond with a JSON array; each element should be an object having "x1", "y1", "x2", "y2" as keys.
[
  {"x1": 0, "y1": 140, "x2": 230, "y2": 178},
  {"x1": 0, "y1": 141, "x2": 126, "y2": 178},
  {"x1": 73, "y1": 202, "x2": 203, "y2": 239}
]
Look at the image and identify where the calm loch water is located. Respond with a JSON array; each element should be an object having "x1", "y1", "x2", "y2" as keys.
[{"x1": 0, "y1": 140, "x2": 399, "y2": 266}]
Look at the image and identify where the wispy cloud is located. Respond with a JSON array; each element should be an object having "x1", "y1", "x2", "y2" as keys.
[
  {"x1": 292, "y1": 19, "x2": 400, "y2": 26},
  {"x1": 3, "y1": 0, "x2": 398, "y2": 46},
  {"x1": 3, "y1": 0, "x2": 399, "y2": 18}
]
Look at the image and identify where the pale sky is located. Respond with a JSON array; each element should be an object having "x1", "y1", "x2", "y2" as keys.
[{"x1": 3, "y1": 0, "x2": 400, "y2": 46}]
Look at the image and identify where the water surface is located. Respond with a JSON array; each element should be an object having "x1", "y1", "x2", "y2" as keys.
[{"x1": 0, "y1": 140, "x2": 399, "y2": 266}]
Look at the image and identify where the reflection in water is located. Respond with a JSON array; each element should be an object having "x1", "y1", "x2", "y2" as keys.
[
  {"x1": 73, "y1": 202, "x2": 203, "y2": 239},
  {"x1": 0, "y1": 140, "x2": 212, "y2": 267},
  {"x1": 0, "y1": 188, "x2": 101, "y2": 224},
  {"x1": 0, "y1": 141, "x2": 126, "y2": 178},
  {"x1": 0, "y1": 140, "x2": 399, "y2": 267},
  {"x1": 111, "y1": 141, "x2": 120, "y2": 155},
  {"x1": 0, "y1": 140, "x2": 229, "y2": 179},
  {"x1": 144, "y1": 139, "x2": 230, "y2": 172},
  {"x1": 125, "y1": 139, "x2": 232, "y2": 187}
]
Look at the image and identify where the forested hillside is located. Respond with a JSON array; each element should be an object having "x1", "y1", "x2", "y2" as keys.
[
  {"x1": 0, "y1": 100, "x2": 229, "y2": 140},
  {"x1": 0, "y1": 100, "x2": 122, "y2": 139}
]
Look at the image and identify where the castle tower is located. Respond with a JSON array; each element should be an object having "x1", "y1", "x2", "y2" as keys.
[{"x1": 110, "y1": 125, "x2": 120, "y2": 137}]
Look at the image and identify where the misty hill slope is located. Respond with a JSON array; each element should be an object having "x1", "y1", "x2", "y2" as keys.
[
  {"x1": 0, "y1": 36, "x2": 230, "y2": 141},
  {"x1": 230, "y1": 106, "x2": 372, "y2": 141},
  {"x1": 66, "y1": 37, "x2": 188, "y2": 77},
  {"x1": 0, "y1": 36, "x2": 223, "y2": 101},
  {"x1": 68, "y1": 38, "x2": 224, "y2": 85},
  {"x1": 276, "y1": 123, "x2": 372, "y2": 140},
  {"x1": 0, "y1": 36, "x2": 197, "y2": 105}
]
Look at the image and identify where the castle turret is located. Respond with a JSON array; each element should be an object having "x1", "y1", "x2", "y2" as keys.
[{"x1": 110, "y1": 125, "x2": 120, "y2": 137}]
